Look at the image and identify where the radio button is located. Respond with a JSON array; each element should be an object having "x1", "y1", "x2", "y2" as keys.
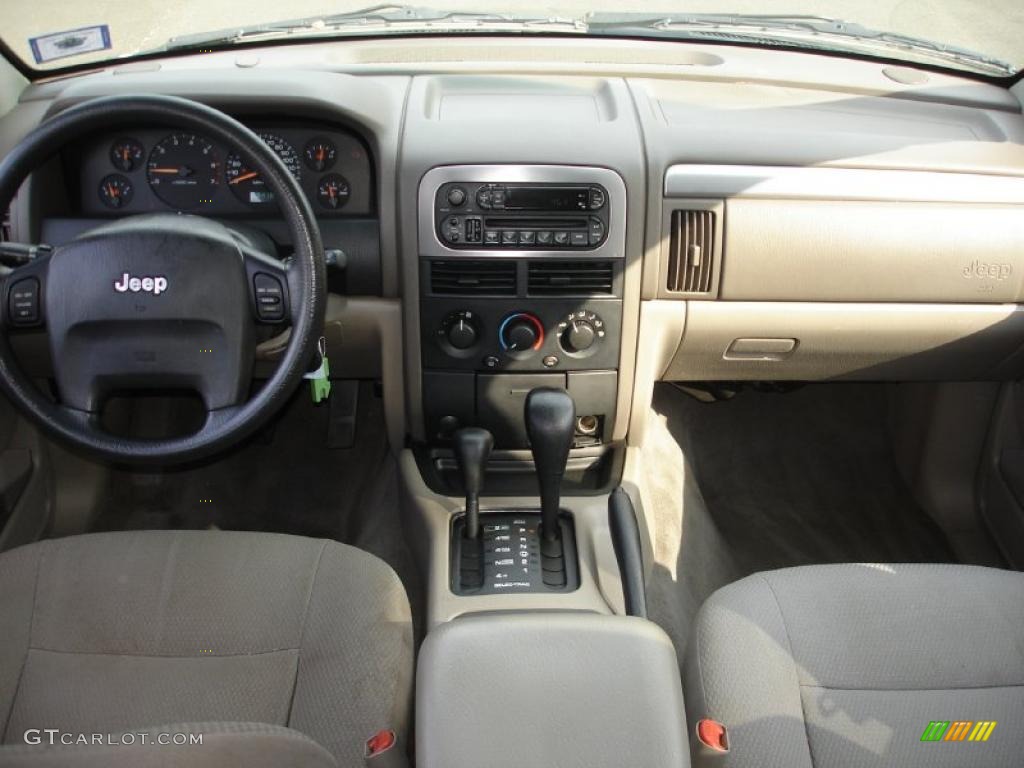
[
  {"x1": 501, "y1": 231, "x2": 518, "y2": 245},
  {"x1": 491, "y1": 189, "x2": 506, "y2": 208},
  {"x1": 589, "y1": 187, "x2": 606, "y2": 209},
  {"x1": 519, "y1": 231, "x2": 536, "y2": 245},
  {"x1": 447, "y1": 187, "x2": 467, "y2": 207},
  {"x1": 484, "y1": 231, "x2": 500, "y2": 245},
  {"x1": 536, "y1": 231, "x2": 553, "y2": 245},
  {"x1": 570, "y1": 232, "x2": 588, "y2": 247},
  {"x1": 476, "y1": 189, "x2": 493, "y2": 208},
  {"x1": 553, "y1": 232, "x2": 570, "y2": 246}
]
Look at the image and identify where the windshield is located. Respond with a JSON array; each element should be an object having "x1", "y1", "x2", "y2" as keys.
[{"x1": 2, "y1": 1, "x2": 1021, "y2": 77}]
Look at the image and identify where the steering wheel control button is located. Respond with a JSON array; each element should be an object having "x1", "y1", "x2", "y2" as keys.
[
  {"x1": 8, "y1": 278, "x2": 40, "y2": 326},
  {"x1": 253, "y1": 273, "x2": 285, "y2": 322}
]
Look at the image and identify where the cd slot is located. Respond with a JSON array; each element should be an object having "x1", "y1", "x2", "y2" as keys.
[{"x1": 484, "y1": 217, "x2": 588, "y2": 229}]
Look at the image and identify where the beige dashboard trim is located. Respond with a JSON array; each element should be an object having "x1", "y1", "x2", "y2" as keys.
[{"x1": 664, "y1": 165, "x2": 1024, "y2": 203}]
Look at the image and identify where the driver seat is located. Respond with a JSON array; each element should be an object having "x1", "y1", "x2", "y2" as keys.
[{"x1": 0, "y1": 530, "x2": 413, "y2": 767}]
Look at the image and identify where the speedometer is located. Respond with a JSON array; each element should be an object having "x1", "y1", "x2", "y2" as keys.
[
  {"x1": 146, "y1": 133, "x2": 220, "y2": 209},
  {"x1": 225, "y1": 133, "x2": 301, "y2": 207}
]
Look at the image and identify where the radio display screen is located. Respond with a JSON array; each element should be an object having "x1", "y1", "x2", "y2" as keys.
[{"x1": 504, "y1": 187, "x2": 588, "y2": 211}]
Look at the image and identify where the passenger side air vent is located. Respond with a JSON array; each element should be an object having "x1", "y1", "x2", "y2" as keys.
[
  {"x1": 527, "y1": 260, "x2": 614, "y2": 296},
  {"x1": 667, "y1": 209, "x2": 715, "y2": 294},
  {"x1": 430, "y1": 260, "x2": 516, "y2": 296}
]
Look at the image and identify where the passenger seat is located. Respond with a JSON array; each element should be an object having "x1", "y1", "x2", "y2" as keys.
[{"x1": 683, "y1": 563, "x2": 1024, "y2": 767}]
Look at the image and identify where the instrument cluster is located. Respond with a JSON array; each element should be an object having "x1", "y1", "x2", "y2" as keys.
[{"x1": 78, "y1": 125, "x2": 372, "y2": 217}]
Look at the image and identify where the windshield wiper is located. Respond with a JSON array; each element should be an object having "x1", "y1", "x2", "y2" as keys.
[
  {"x1": 585, "y1": 13, "x2": 1015, "y2": 76},
  {"x1": 161, "y1": 3, "x2": 584, "y2": 51}
]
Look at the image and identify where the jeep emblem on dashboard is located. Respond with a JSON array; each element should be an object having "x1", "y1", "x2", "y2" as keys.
[
  {"x1": 114, "y1": 272, "x2": 168, "y2": 296},
  {"x1": 962, "y1": 260, "x2": 1012, "y2": 281}
]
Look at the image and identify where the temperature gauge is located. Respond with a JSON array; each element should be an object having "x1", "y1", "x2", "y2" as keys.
[
  {"x1": 98, "y1": 174, "x2": 133, "y2": 209},
  {"x1": 317, "y1": 174, "x2": 350, "y2": 210},
  {"x1": 109, "y1": 138, "x2": 144, "y2": 172},
  {"x1": 304, "y1": 138, "x2": 336, "y2": 172}
]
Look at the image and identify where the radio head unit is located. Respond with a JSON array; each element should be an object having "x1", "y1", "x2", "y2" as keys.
[{"x1": 434, "y1": 182, "x2": 609, "y2": 249}]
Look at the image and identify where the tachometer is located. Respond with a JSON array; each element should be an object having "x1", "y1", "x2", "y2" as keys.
[
  {"x1": 225, "y1": 133, "x2": 301, "y2": 207},
  {"x1": 146, "y1": 133, "x2": 220, "y2": 209}
]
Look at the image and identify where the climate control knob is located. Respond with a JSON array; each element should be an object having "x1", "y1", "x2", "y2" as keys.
[
  {"x1": 439, "y1": 311, "x2": 480, "y2": 353},
  {"x1": 499, "y1": 312, "x2": 545, "y2": 355},
  {"x1": 557, "y1": 310, "x2": 605, "y2": 356},
  {"x1": 561, "y1": 320, "x2": 596, "y2": 353}
]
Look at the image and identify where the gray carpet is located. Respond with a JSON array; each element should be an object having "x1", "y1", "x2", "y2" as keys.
[
  {"x1": 92, "y1": 383, "x2": 423, "y2": 635},
  {"x1": 659, "y1": 382, "x2": 959, "y2": 573},
  {"x1": 642, "y1": 382, "x2": 968, "y2": 664}
]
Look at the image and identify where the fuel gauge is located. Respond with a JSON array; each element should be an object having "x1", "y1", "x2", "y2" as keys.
[
  {"x1": 98, "y1": 174, "x2": 133, "y2": 209},
  {"x1": 304, "y1": 138, "x2": 336, "y2": 172},
  {"x1": 110, "y1": 138, "x2": 144, "y2": 172},
  {"x1": 316, "y1": 174, "x2": 350, "y2": 210}
]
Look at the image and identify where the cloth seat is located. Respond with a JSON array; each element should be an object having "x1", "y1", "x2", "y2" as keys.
[
  {"x1": 683, "y1": 563, "x2": 1024, "y2": 767},
  {"x1": 0, "y1": 530, "x2": 414, "y2": 767}
]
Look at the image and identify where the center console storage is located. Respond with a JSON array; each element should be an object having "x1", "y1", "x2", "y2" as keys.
[{"x1": 416, "y1": 612, "x2": 689, "y2": 768}]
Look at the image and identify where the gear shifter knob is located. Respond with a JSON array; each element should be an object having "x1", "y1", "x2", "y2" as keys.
[
  {"x1": 525, "y1": 388, "x2": 575, "y2": 543},
  {"x1": 453, "y1": 427, "x2": 493, "y2": 540}
]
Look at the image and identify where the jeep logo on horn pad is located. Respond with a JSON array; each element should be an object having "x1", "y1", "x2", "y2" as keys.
[{"x1": 114, "y1": 272, "x2": 168, "y2": 296}]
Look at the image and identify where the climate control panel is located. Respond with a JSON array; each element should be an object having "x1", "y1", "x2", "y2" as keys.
[{"x1": 423, "y1": 298, "x2": 619, "y2": 374}]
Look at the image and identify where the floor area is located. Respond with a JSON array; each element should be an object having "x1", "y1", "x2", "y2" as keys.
[
  {"x1": 91, "y1": 382, "x2": 423, "y2": 634},
  {"x1": 642, "y1": 381, "x2": 997, "y2": 664}
]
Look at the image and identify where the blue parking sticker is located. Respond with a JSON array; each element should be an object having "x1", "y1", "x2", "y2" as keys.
[{"x1": 29, "y1": 25, "x2": 111, "y2": 64}]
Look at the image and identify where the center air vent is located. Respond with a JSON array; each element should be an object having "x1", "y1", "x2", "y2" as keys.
[
  {"x1": 430, "y1": 260, "x2": 516, "y2": 296},
  {"x1": 667, "y1": 209, "x2": 715, "y2": 294},
  {"x1": 527, "y1": 260, "x2": 614, "y2": 296}
]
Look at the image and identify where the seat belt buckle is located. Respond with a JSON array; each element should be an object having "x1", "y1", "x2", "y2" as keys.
[
  {"x1": 364, "y1": 729, "x2": 407, "y2": 768},
  {"x1": 696, "y1": 718, "x2": 730, "y2": 753}
]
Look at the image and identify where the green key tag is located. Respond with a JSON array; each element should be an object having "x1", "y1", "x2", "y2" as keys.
[{"x1": 304, "y1": 337, "x2": 332, "y2": 404}]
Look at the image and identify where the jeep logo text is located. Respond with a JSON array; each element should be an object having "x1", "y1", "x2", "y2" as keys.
[
  {"x1": 962, "y1": 261, "x2": 1012, "y2": 281},
  {"x1": 114, "y1": 273, "x2": 168, "y2": 295}
]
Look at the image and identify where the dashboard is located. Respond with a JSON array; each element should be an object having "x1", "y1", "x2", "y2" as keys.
[
  {"x1": 3, "y1": 36, "x2": 1024, "y2": 455},
  {"x1": 72, "y1": 124, "x2": 373, "y2": 217}
]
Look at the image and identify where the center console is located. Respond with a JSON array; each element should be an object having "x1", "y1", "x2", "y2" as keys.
[
  {"x1": 418, "y1": 165, "x2": 627, "y2": 450},
  {"x1": 417, "y1": 612, "x2": 689, "y2": 768}
]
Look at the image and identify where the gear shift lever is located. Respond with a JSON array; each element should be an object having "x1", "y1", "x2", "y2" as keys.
[
  {"x1": 453, "y1": 427, "x2": 493, "y2": 540},
  {"x1": 525, "y1": 388, "x2": 576, "y2": 545}
]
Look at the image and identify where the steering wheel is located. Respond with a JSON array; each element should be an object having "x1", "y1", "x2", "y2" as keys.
[{"x1": 0, "y1": 95, "x2": 325, "y2": 464}]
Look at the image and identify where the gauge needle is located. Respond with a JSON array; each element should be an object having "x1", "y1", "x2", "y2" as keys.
[
  {"x1": 149, "y1": 166, "x2": 193, "y2": 176},
  {"x1": 229, "y1": 171, "x2": 260, "y2": 185}
]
